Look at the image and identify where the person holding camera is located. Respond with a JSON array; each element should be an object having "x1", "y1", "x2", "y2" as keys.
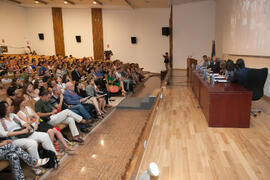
[{"x1": 163, "y1": 52, "x2": 170, "y2": 71}]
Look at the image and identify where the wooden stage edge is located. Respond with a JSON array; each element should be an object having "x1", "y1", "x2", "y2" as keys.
[
  {"x1": 122, "y1": 91, "x2": 161, "y2": 180},
  {"x1": 122, "y1": 70, "x2": 171, "y2": 180}
]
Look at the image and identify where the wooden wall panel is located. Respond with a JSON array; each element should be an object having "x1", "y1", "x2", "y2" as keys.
[
  {"x1": 169, "y1": 6, "x2": 173, "y2": 68},
  {"x1": 52, "y1": 7, "x2": 65, "y2": 56},
  {"x1": 91, "y1": 8, "x2": 104, "y2": 61}
]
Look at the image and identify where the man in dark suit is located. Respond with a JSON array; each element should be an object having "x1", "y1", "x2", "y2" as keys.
[
  {"x1": 71, "y1": 67, "x2": 81, "y2": 82},
  {"x1": 208, "y1": 56, "x2": 220, "y2": 73},
  {"x1": 232, "y1": 59, "x2": 248, "y2": 86}
]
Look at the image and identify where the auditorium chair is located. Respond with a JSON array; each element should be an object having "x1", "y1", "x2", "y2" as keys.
[{"x1": 244, "y1": 68, "x2": 268, "y2": 117}]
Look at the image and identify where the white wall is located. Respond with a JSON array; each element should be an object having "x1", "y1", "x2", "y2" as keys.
[
  {"x1": 1, "y1": 3, "x2": 169, "y2": 73},
  {"x1": 103, "y1": 8, "x2": 170, "y2": 73},
  {"x1": 173, "y1": 0, "x2": 216, "y2": 69},
  {"x1": 62, "y1": 9, "x2": 93, "y2": 58},
  {"x1": 103, "y1": 9, "x2": 136, "y2": 63},
  {"x1": 25, "y1": 8, "x2": 55, "y2": 55},
  {"x1": 135, "y1": 9, "x2": 170, "y2": 73},
  {"x1": 0, "y1": 1, "x2": 27, "y2": 54},
  {"x1": 215, "y1": 0, "x2": 270, "y2": 97},
  {"x1": 216, "y1": 0, "x2": 270, "y2": 56},
  {"x1": 0, "y1": 4, "x2": 94, "y2": 57}
]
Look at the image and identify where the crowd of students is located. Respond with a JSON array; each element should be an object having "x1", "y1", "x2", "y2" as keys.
[{"x1": 0, "y1": 54, "x2": 145, "y2": 180}]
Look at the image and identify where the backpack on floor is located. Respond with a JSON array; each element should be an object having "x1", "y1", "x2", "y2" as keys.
[{"x1": 38, "y1": 148, "x2": 59, "y2": 169}]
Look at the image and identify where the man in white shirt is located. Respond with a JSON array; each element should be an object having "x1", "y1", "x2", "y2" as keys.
[{"x1": 1, "y1": 73, "x2": 12, "y2": 84}]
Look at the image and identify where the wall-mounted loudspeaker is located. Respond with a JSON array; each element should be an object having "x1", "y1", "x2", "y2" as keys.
[
  {"x1": 38, "y1": 33, "x2": 44, "y2": 40},
  {"x1": 76, "y1": 36, "x2": 81, "y2": 43},
  {"x1": 162, "y1": 27, "x2": 170, "y2": 36},
  {"x1": 131, "y1": 37, "x2": 137, "y2": 44}
]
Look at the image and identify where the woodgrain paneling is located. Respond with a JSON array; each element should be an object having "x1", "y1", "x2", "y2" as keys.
[
  {"x1": 169, "y1": 6, "x2": 173, "y2": 68},
  {"x1": 91, "y1": 8, "x2": 104, "y2": 61},
  {"x1": 191, "y1": 71, "x2": 251, "y2": 128},
  {"x1": 52, "y1": 7, "x2": 65, "y2": 56},
  {"x1": 187, "y1": 58, "x2": 197, "y2": 78}
]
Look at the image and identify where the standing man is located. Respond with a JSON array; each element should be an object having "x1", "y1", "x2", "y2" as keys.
[
  {"x1": 202, "y1": 55, "x2": 210, "y2": 68},
  {"x1": 104, "y1": 44, "x2": 113, "y2": 61},
  {"x1": 104, "y1": 50, "x2": 113, "y2": 61},
  {"x1": 163, "y1": 52, "x2": 169, "y2": 71}
]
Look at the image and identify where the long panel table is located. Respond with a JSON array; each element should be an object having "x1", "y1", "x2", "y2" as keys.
[{"x1": 191, "y1": 70, "x2": 252, "y2": 128}]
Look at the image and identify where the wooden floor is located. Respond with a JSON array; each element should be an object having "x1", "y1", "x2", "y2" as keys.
[{"x1": 137, "y1": 70, "x2": 270, "y2": 180}]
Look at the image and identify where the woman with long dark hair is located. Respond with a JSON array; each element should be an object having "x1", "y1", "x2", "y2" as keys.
[
  {"x1": 23, "y1": 83, "x2": 39, "y2": 102},
  {"x1": 13, "y1": 97, "x2": 73, "y2": 152},
  {"x1": 225, "y1": 59, "x2": 236, "y2": 81},
  {"x1": 0, "y1": 101, "x2": 56, "y2": 175}
]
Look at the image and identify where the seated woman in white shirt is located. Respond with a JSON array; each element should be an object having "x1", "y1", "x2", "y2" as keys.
[
  {"x1": 56, "y1": 65, "x2": 65, "y2": 78},
  {"x1": 56, "y1": 76, "x2": 66, "y2": 93},
  {"x1": 13, "y1": 97, "x2": 73, "y2": 152},
  {"x1": 0, "y1": 101, "x2": 56, "y2": 175}
]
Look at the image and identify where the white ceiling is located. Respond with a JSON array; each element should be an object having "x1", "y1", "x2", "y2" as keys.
[
  {"x1": 3, "y1": 0, "x2": 213, "y2": 8},
  {"x1": 3, "y1": 0, "x2": 168, "y2": 8}
]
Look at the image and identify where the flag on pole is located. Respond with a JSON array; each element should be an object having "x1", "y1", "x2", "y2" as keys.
[{"x1": 211, "y1": 40, "x2": 216, "y2": 59}]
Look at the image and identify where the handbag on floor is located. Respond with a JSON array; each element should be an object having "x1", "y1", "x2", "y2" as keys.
[{"x1": 38, "y1": 148, "x2": 59, "y2": 169}]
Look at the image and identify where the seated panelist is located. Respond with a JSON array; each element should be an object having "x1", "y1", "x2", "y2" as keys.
[
  {"x1": 232, "y1": 58, "x2": 249, "y2": 87},
  {"x1": 208, "y1": 56, "x2": 220, "y2": 74}
]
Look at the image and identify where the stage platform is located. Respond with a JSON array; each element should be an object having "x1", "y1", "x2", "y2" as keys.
[{"x1": 116, "y1": 96, "x2": 156, "y2": 110}]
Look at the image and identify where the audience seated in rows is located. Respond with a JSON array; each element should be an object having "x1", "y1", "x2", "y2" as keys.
[
  {"x1": 50, "y1": 86, "x2": 93, "y2": 133},
  {"x1": 0, "y1": 54, "x2": 145, "y2": 178}
]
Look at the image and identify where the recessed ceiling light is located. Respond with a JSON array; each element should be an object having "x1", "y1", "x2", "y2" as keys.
[
  {"x1": 64, "y1": 0, "x2": 68, "y2": 4},
  {"x1": 35, "y1": 0, "x2": 39, "y2": 3},
  {"x1": 93, "y1": 1, "x2": 97, "y2": 4}
]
